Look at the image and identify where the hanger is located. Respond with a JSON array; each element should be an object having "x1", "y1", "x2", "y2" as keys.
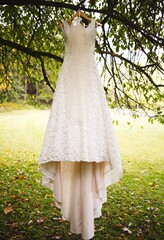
[
  {"x1": 59, "y1": 10, "x2": 101, "y2": 28},
  {"x1": 68, "y1": 10, "x2": 101, "y2": 27},
  {"x1": 67, "y1": 10, "x2": 92, "y2": 25}
]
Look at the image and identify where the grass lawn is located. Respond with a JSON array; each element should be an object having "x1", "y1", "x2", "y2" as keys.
[{"x1": 0, "y1": 109, "x2": 163, "y2": 240}]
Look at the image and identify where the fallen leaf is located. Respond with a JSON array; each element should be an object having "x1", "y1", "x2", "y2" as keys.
[
  {"x1": 11, "y1": 222, "x2": 18, "y2": 228},
  {"x1": 25, "y1": 185, "x2": 32, "y2": 188},
  {"x1": 19, "y1": 175, "x2": 26, "y2": 179},
  {"x1": 28, "y1": 220, "x2": 33, "y2": 225},
  {"x1": 37, "y1": 217, "x2": 44, "y2": 223},
  {"x1": 11, "y1": 195, "x2": 16, "y2": 198},
  {"x1": 4, "y1": 206, "x2": 13, "y2": 214},
  {"x1": 14, "y1": 175, "x2": 26, "y2": 180},
  {"x1": 115, "y1": 223, "x2": 121, "y2": 228},
  {"x1": 51, "y1": 202, "x2": 55, "y2": 207},
  {"x1": 44, "y1": 226, "x2": 49, "y2": 229},
  {"x1": 45, "y1": 194, "x2": 51, "y2": 199},
  {"x1": 60, "y1": 219, "x2": 65, "y2": 223},
  {"x1": 53, "y1": 217, "x2": 61, "y2": 221},
  {"x1": 145, "y1": 219, "x2": 150, "y2": 223},
  {"x1": 123, "y1": 226, "x2": 132, "y2": 235},
  {"x1": 137, "y1": 228, "x2": 142, "y2": 234}
]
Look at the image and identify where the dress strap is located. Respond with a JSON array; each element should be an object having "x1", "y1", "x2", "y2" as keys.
[
  {"x1": 87, "y1": 19, "x2": 96, "y2": 29},
  {"x1": 63, "y1": 20, "x2": 70, "y2": 28}
]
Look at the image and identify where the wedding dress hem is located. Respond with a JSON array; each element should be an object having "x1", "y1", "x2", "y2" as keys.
[
  {"x1": 39, "y1": 160, "x2": 122, "y2": 240},
  {"x1": 39, "y1": 161, "x2": 123, "y2": 190}
]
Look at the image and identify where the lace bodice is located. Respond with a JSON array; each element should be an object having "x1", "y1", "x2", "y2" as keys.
[{"x1": 63, "y1": 17, "x2": 96, "y2": 56}]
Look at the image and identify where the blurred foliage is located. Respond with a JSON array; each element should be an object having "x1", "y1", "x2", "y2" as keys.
[{"x1": 0, "y1": 0, "x2": 163, "y2": 123}]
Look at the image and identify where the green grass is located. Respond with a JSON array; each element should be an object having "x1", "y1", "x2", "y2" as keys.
[
  {"x1": 0, "y1": 109, "x2": 163, "y2": 240},
  {"x1": 0, "y1": 102, "x2": 34, "y2": 112}
]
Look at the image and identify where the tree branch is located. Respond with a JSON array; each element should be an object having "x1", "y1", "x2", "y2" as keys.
[
  {"x1": 111, "y1": 10, "x2": 164, "y2": 48},
  {"x1": 0, "y1": 1, "x2": 79, "y2": 10},
  {"x1": 27, "y1": 7, "x2": 41, "y2": 48},
  {"x1": 39, "y1": 56, "x2": 54, "y2": 92},
  {"x1": 0, "y1": 36, "x2": 63, "y2": 63},
  {"x1": 99, "y1": 50, "x2": 164, "y2": 88}
]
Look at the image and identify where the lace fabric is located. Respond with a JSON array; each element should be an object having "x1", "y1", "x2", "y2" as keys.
[{"x1": 39, "y1": 18, "x2": 123, "y2": 240}]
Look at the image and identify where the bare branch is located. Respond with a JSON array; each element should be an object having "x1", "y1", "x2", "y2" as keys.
[
  {"x1": 39, "y1": 56, "x2": 54, "y2": 92},
  {"x1": 100, "y1": 50, "x2": 164, "y2": 88}
]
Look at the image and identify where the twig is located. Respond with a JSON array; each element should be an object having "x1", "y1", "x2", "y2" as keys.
[{"x1": 39, "y1": 56, "x2": 54, "y2": 92}]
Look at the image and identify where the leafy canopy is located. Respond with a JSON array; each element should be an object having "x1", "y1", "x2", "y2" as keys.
[{"x1": 0, "y1": 0, "x2": 163, "y2": 123}]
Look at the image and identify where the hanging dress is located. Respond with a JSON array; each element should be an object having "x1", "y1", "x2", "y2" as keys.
[{"x1": 39, "y1": 17, "x2": 123, "y2": 240}]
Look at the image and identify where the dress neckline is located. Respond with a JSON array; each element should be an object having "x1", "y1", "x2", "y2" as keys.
[{"x1": 64, "y1": 17, "x2": 95, "y2": 30}]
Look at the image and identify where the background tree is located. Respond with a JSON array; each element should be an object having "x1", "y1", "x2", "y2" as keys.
[{"x1": 0, "y1": 0, "x2": 163, "y2": 122}]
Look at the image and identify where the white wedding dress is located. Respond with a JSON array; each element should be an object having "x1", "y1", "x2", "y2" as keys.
[{"x1": 39, "y1": 17, "x2": 123, "y2": 240}]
